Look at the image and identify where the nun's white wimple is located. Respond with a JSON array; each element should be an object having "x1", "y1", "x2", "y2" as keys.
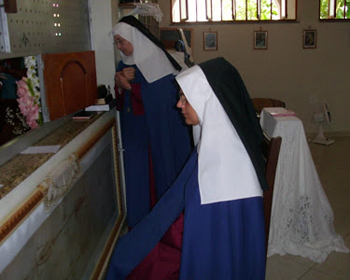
[
  {"x1": 112, "y1": 22, "x2": 177, "y2": 83},
  {"x1": 176, "y1": 66, "x2": 262, "y2": 205}
]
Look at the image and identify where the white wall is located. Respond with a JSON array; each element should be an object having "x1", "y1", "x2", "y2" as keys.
[
  {"x1": 159, "y1": 0, "x2": 350, "y2": 134},
  {"x1": 89, "y1": 0, "x2": 117, "y2": 97}
]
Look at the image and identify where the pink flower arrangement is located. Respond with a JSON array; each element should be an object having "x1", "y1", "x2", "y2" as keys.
[{"x1": 16, "y1": 77, "x2": 40, "y2": 129}]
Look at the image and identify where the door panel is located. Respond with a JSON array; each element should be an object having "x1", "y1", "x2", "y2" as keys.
[{"x1": 42, "y1": 51, "x2": 97, "y2": 121}]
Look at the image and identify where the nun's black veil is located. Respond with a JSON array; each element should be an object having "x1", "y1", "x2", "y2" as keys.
[{"x1": 198, "y1": 57, "x2": 268, "y2": 191}]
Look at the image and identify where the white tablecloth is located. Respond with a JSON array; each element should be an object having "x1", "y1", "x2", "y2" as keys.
[{"x1": 260, "y1": 108, "x2": 348, "y2": 263}]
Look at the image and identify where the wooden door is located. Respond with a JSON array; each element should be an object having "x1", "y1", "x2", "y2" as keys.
[{"x1": 42, "y1": 51, "x2": 97, "y2": 121}]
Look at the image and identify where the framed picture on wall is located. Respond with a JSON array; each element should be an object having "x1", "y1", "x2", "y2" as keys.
[
  {"x1": 254, "y1": 31, "x2": 268, "y2": 50},
  {"x1": 203, "y1": 31, "x2": 218, "y2": 51},
  {"x1": 159, "y1": 28, "x2": 193, "y2": 50},
  {"x1": 303, "y1": 30, "x2": 317, "y2": 49}
]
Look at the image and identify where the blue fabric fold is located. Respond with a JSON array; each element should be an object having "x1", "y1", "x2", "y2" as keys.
[{"x1": 105, "y1": 149, "x2": 197, "y2": 280}]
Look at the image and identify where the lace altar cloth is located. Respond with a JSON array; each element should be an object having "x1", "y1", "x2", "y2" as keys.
[
  {"x1": 260, "y1": 108, "x2": 349, "y2": 263},
  {"x1": 127, "y1": 3, "x2": 163, "y2": 22}
]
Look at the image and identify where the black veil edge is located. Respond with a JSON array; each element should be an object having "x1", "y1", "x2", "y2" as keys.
[{"x1": 119, "y1": 16, "x2": 182, "y2": 72}]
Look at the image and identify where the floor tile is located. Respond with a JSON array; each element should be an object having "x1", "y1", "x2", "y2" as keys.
[
  {"x1": 311, "y1": 235, "x2": 350, "y2": 279},
  {"x1": 332, "y1": 205, "x2": 350, "y2": 238},
  {"x1": 265, "y1": 254, "x2": 312, "y2": 280},
  {"x1": 299, "y1": 268, "x2": 344, "y2": 280}
]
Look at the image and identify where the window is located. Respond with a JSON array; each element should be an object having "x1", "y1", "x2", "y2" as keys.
[
  {"x1": 320, "y1": 0, "x2": 350, "y2": 19},
  {"x1": 171, "y1": 0, "x2": 297, "y2": 23}
]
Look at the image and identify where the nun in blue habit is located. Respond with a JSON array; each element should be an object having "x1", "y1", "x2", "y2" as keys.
[
  {"x1": 112, "y1": 16, "x2": 192, "y2": 228},
  {"x1": 105, "y1": 57, "x2": 268, "y2": 280}
]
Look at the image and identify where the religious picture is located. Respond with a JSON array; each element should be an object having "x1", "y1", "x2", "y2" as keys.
[
  {"x1": 203, "y1": 31, "x2": 218, "y2": 51},
  {"x1": 254, "y1": 31, "x2": 268, "y2": 50},
  {"x1": 303, "y1": 30, "x2": 317, "y2": 49}
]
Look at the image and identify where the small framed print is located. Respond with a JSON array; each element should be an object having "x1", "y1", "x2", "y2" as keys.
[
  {"x1": 203, "y1": 31, "x2": 218, "y2": 51},
  {"x1": 303, "y1": 30, "x2": 317, "y2": 49},
  {"x1": 254, "y1": 31, "x2": 268, "y2": 50}
]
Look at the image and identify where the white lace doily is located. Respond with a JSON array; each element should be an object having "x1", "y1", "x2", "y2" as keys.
[{"x1": 127, "y1": 3, "x2": 163, "y2": 22}]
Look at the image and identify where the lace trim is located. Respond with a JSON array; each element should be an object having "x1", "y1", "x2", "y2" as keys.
[{"x1": 127, "y1": 3, "x2": 163, "y2": 22}]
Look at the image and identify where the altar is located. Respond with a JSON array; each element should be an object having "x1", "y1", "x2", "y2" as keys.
[
  {"x1": 0, "y1": 109, "x2": 126, "y2": 279},
  {"x1": 0, "y1": 48, "x2": 130, "y2": 279},
  {"x1": 260, "y1": 108, "x2": 348, "y2": 262}
]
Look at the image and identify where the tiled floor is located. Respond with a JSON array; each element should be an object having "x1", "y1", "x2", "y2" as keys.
[{"x1": 265, "y1": 136, "x2": 350, "y2": 280}]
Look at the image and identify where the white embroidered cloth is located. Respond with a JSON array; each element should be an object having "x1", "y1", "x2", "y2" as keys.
[{"x1": 260, "y1": 108, "x2": 348, "y2": 263}]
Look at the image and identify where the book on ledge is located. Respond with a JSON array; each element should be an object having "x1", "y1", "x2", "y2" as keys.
[
  {"x1": 72, "y1": 110, "x2": 97, "y2": 120},
  {"x1": 267, "y1": 107, "x2": 297, "y2": 117},
  {"x1": 85, "y1": 98, "x2": 117, "y2": 112}
]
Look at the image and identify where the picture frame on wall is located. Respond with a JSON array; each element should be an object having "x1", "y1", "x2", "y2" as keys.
[
  {"x1": 303, "y1": 30, "x2": 317, "y2": 49},
  {"x1": 203, "y1": 31, "x2": 218, "y2": 51},
  {"x1": 254, "y1": 31, "x2": 268, "y2": 50},
  {"x1": 159, "y1": 28, "x2": 193, "y2": 50}
]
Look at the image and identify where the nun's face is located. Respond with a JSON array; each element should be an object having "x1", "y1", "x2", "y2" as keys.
[
  {"x1": 177, "y1": 90, "x2": 200, "y2": 125},
  {"x1": 114, "y1": 35, "x2": 133, "y2": 56}
]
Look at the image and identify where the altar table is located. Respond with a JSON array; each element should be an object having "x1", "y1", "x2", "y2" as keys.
[
  {"x1": 260, "y1": 108, "x2": 348, "y2": 263},
  {"x1": 0, "y1": 110, "x2": 126, "y2": 279}
]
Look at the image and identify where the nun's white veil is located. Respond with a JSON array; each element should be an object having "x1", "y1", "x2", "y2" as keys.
[
  {"x1": 176, "y1": 65, "x2": 263, "y2": 205},
  {"x1": 112, "y1": 22, "x2": 177, "y2": 83}
]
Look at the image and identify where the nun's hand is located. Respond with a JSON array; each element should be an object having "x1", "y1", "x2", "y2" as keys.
[
  {"x1": 122, "y1": 67, "x2": 135, "y2": 82},
  {"x1": 115, "y1": 71, "x2": 131, "y2": 90}
]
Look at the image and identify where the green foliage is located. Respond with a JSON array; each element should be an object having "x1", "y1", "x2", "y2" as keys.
[
  {"x1": 245, "y1": 0, "x2": 279, "y2": 20},
  {"x1": 320, "y1": 0, "x2": 350, "y2": 19},
  {"x1": 320, "y1": 0, "x2": 329, "y2": 19},
  {"x1": 210, "y1": 0, "x2": 283, "y2": 21}
]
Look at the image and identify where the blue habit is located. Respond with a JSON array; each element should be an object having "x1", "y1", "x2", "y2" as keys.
[
  {"x1": 117, "y1": 61, "x2": 192, "y2": 228},
  {"x1": 105, "y1": 149, "x2": 266, "y2": 280}
]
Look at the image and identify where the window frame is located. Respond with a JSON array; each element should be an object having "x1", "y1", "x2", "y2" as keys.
[{"x1": 171, "y1": 0, "x2": 298, "y2": 24}]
